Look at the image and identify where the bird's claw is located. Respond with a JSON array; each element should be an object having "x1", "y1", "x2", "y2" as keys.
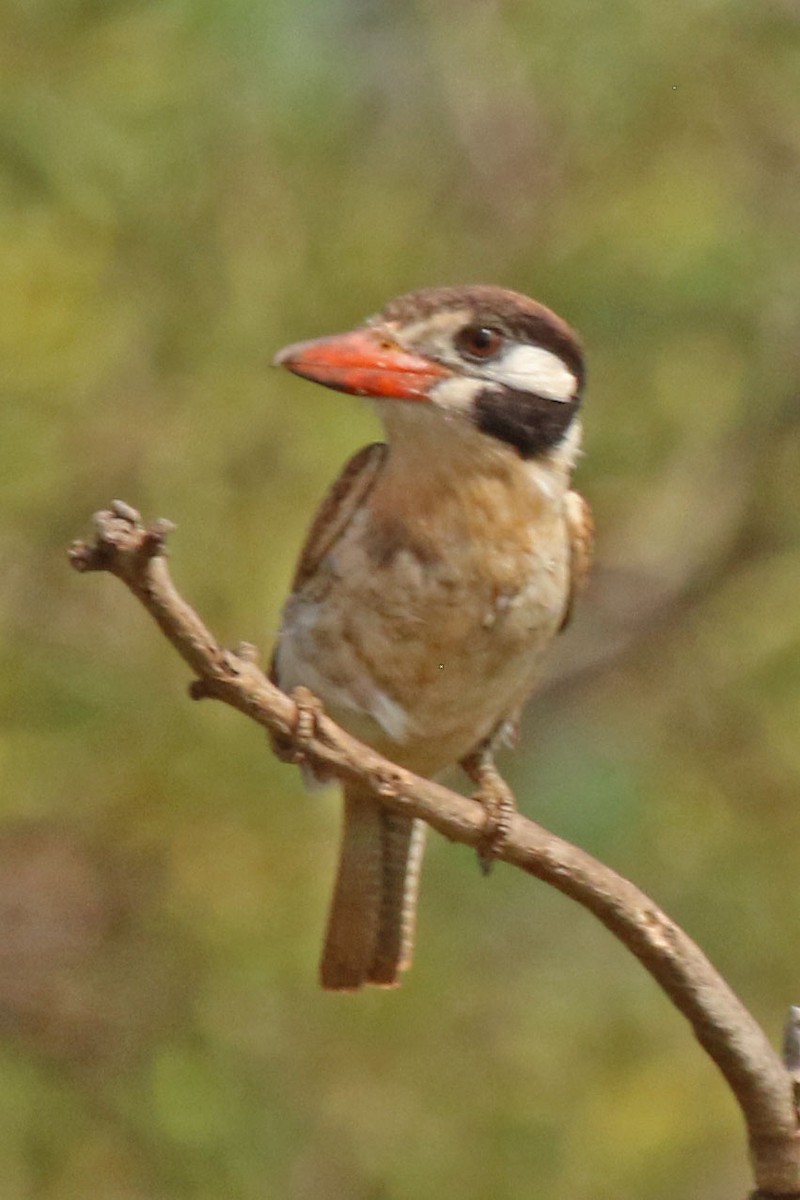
[
  {"x1": 270, "y1": 686, "x2": 323, "y2": 765},
  {"x1": 461, "y1": 747, "x2": 517, "y2": 874}
]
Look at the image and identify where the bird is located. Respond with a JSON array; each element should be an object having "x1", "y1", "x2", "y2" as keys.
[{"x1": 271, "y1": 285, "x2": 592, "y2": 991}]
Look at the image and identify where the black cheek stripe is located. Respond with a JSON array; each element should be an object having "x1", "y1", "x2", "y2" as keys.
[{"x1": 473, "y1": 387, "x2": 579, "y2": 459}]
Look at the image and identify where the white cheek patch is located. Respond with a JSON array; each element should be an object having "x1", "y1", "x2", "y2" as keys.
[
  {"x1": 427, "y1": 374, "x2": 483, "y2": 412},
  {"x1": 486, "y1": 345, "x2": 576, "y2": 402}
]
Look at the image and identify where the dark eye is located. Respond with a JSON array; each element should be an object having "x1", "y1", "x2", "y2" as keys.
[{"x1": 455, "y1": 324, "x2": 504, "y2": 361}]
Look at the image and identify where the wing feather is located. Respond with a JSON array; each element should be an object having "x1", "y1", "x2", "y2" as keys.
[
  {"x1": 270, "y1": 442, "x2": 388, "y2": 687},
  {"x1": 559, "y1": 489, "x2": 593, "y2": 632},
  {"x1": 289, "y1": 442, "x2": 388, "y2": 592}
]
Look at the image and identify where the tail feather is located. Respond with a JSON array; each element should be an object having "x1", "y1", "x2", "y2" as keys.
[
  {"x1": 320, "y1": 783, "x2": 425, "y2": 991},
  {"x1": 369, "y1": 812, "x2": 425, "y2": 985}
]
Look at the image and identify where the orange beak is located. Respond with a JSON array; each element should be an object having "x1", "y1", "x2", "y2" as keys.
[{"x1": 274, "y1": 328, "x2": 451, "y2": 402}]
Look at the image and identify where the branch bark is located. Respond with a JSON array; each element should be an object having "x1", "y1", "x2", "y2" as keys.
[{"x1": 69, "y1": 501, "x2": 800, "y2": 1198}]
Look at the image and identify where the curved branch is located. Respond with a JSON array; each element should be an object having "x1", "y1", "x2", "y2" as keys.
[{"x1": 69, "y1": 502, "x2": 800, "y2": 1198}]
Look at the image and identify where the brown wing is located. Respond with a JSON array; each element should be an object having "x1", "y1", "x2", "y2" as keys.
[
  {"x1": 270, "y1": 442, "x2": 388, "y2": 686},
  {"x1": 559, "y1": 489, "x2": 594, "y2": 632},
  {"x1": 289, "y1": 442, "x2": 388, "y2": 591}
]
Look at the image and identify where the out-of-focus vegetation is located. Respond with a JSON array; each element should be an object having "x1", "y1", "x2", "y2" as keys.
[{"x1": 0, "y1": 0, "x2": 799, "y2": 1196}]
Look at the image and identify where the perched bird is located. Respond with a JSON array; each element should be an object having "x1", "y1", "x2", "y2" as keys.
[{"x1": 272, "y1": 285, "x2": 591, "y2": 991}]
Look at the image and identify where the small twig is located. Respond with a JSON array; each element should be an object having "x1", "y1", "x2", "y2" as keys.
[{"x1": 69, "y1": 502, "x2": 800, "y2": 1197}]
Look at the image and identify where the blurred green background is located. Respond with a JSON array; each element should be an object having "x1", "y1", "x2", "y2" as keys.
[{"x1": 1, "y1": 0, "x2": 799, "y2": 1196}]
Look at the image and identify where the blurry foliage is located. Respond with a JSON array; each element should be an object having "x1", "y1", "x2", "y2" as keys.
[{"x1": 0, "y1": 0, "x2": 798, "y2": 1196}]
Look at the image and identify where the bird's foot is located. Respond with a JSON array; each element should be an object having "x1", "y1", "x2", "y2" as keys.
[
  {"x1": 270, "y1": 686, "x2": 323, "y2": 765},
  {"x1": 460, "y1": 746, "x2": 517, "y2": 875}
]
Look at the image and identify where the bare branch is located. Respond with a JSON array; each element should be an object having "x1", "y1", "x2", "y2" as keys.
[{"x1": 69, "y1": 502, "x2": 800, "y2": 1197}]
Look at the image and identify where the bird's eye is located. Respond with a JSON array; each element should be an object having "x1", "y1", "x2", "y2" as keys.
[{"x1": 455, "y1": 324, "x2": 504, "y2": 361}]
